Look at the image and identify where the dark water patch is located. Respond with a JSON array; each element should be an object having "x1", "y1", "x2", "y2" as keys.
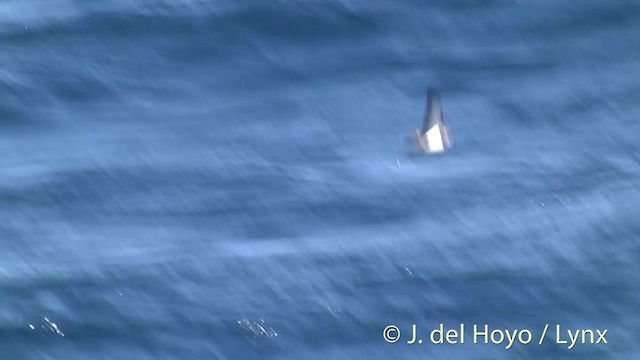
[
  {"x1": 2, "y1": 4, "x2": 381, "y2": 46},
  {"x1": 562, "y1": 84, "x2": 640, "y2": 116},
  {"x1": 521, "y1": 2, "x2": 640, "y2": 39},
  {"x1": 2, "y1": 13, "x2": 216, "y2": 42},
  {"x1": 421, "y1": 0, "x2": 506, "y2": 12},
  {"x1": 0, "y1": 79, "x2": 50, "y2": 128},
  {"x1": 44, "y1": 70, "x2": 116, "y2": 103},
  {"x1": 220, "y1": 4, "x2": 381, "y2": 44},
  {"x1": 206, "y1": 98, "x2": 304, "y2": 124},
  {"x1": 0, "y1": 103, "x2": 30, "y2": 125},
  {"x1": 429, "y1": 52, "x2": 558, "y2": 75}
]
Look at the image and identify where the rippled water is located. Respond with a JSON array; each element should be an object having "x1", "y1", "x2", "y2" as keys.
[{"x1": 1, "y1": 1, "x2": 639, "y2": 359}]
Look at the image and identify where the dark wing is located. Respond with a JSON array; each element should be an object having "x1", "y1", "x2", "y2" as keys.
[{"x1": 423, "y1": 88, "x2": 444, "y2": 132}]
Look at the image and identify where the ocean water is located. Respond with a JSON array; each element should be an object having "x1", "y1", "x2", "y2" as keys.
[{"x1": 1, "y1": 0, "x2": 639, "y2": 359}]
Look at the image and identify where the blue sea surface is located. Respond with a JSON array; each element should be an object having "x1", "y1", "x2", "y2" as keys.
[{"x1": 1, "y1": 0, "x2": 639, "y2": 359}]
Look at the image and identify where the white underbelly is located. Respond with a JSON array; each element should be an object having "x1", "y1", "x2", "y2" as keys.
[{"x1": 425, "y1": 124, "x2": 444, "y2": 152}]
